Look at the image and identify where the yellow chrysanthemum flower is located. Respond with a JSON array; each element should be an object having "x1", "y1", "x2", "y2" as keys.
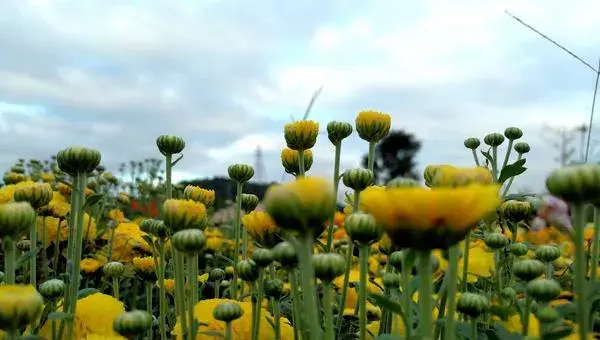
[
  {"x1": 332, "y1": 269, "x2": 383, "y2": 308},
  {"x1": 107, "y1": 209, "x2": 127, "y2": 223},
  {"x1": 183, "y1": 185, "x2": 216, "y2": 208},
  {"x1": 172, "y1": 299, "x2": 294, "y2": 340},
  {"x1": 132, "y1": 256, "x2": 155, "y2": 274},
  {"x1": 40, "y1": 172, "x2": 55, "y2": 183},
  {"x1": 429, "y1": 165, "x2": 493, "y2": 187},
  {"x1": 242, "y1": 211, "x2": 281, "y2": 248},
  {"x1": 104, "y1": 222, "x2": 151, "y2": 263},
  {"x1": 456, "y1": 247, "x2": 495, "y2": 283},
  {"x1": 0, "y1": 180, "x2": 37, "y2": 204},
  {"x1": 162, "y1": 199, "x2": 207, "y2": 231},
  {"x1": 281, "y1": 148, "x2": 313, "y2": 174},
  {"x1": 360, "y1": 184, "x2": 501, "y2": 249},
  {"x1": 37, "y1": 212, "x2": 96, "y2": 247},
  {"x1": 39, "y1": 293, "x2": 125, "y2": 339},
  {"x1": 80, "y1": 258, "x2": 103, "y2": 274},
  {"x1": 355, "y1": 110, "x2": 391, "y2": 143},
  {"x1": 283, "y1": 120, "x2": 319, "y2": 150}
]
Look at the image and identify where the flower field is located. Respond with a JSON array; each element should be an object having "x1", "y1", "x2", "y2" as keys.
[{"x1": 0, "y1": 110, "x2": 599, "y2": 340}]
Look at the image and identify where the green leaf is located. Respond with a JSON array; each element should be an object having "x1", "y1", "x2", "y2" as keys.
[
  {"x1": 47, "y1": 311, "x2": 73, "y2": 321},
  {"x1": 368, "y1": 294, "x2": 405, "y2": 317},
  {"x1": 481, "y1": 148, "x2": 494, "y2": 166},
  {"x1": 16, "y1": 249, "x2": 38, "y2": 269},
  {"x1": 171, "y1": 154, "x2": 184, "y2": 167},
  {"x1": 542, "y1": 324, "x2": 574, "y2": 340},
  {"x1": 498, "y1": 158, "x2": 527, "y2": 183},
  {"x1": 77, "y1": 288, "x2": 99, "y2": 299},
  {"x1": 83, "y1": 193, "x2": 105, "y2": 210},
  {"x1": 488, "y1": 305, "x2": 517, "y2": 321}
]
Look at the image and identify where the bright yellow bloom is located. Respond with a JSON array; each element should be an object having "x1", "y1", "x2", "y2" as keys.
[
  {"x1": 242, "y1": 211, "x2": 280, "y2": 248},
  {"x1": 361, "y1": 184, "x2": 501, "y2": 249},
  {"x1": 80, "y1": 258, "x2": 103, "y2": 274},
  {"x1": 355, "y1": 110, "x2": 391, "y2": 142},
  {"x1": 172, "y1": 299, "x2": 294, "y2": 340},
  {"x1": 430, "y1": 165, "x2": 493, "y2": 187},
  {"x1": 0, "y1": 285, "x2": 44, "y2": 331},
  {"x1": 37, "y1": 212, "x2": 96, "y2": 247},
  {"x1": 39, "y1": 293, "x2": 125, "y2": 339},
  {"x1": 198, "y1": 273, "x2": 209, "y2": 284},
  {"x1": 132, "y1": 256, "x2": 155, "y2": 274},
  {"x1": 107, "y1": 209, "x2": 126, "y2": 223},
  {"x1": 40, "y1": 172, "x2": 55, "y2": 183},
  {"x1": 456, "y1": 247, "x2": 495, "y2": 283},
  {"x1": 0, "y1": 181, "x2": 36, "y2": 204},
  {"x1": 162, "y1": 199, "x2": 207, "y2": 231},
  {"x1": 281, "y1": 148, "x2": 313, "y2": 174},
  {"x1": 158, "y1": 279, "x2": 176, "y2": 295},
  {"x1": 332, "y1": 269, "x2": 383, "y2": 308},
  {"x1": 283, "y1": 120, "x2": 319, "y2": 150},
  {"x1": 183, "y1": 185, "x2": 216, "y2": 208},
  {"x1": 104, "y1": 222, "x2": 151, "y2": 263}
]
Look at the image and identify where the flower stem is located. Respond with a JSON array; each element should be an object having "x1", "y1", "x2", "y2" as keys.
[
  {"x1": 42, "y1": 216, "x2": 48, "y2": 282},
  {"x1": 471, "y1": 149, "x2": 480, "y2": 166},
  {"x1": 417, "y1": 251, "x2": 433, "y2": 340},
  {"x1": 502, "y1": 139, "x2": 514, "y2": 170},
  {"x1": 225, "y1": 322, "x2": 233, "y2": 340},
  {"x1": 443, "y1": 244, "x2": 460, "y2": 340},
  {"x1": 494, "y1": 250, "x2": 502, "y2": 294},
  {"x1": 522, "y1": 293, "x2": 532, "y2": 335},
  {"x1": 289, "y1": 270, "x2": 303, "y2": 340},
  {"x1": 461, "y1": 232, "x2": 471, "y2": 292},
  {"x1": 2, "y1": 237, "x2": 16, "y2": 284},
  {"x1": 546, "y1": 262, "x2": 554, "y2": 280},
  {"x1": 146, "y1": 282, "x2": 153, "y2": 340},
  {"x1": 323, "y1": 281, "x2": 334, "y2": 340},
  {"x1": 298, "y1": 149, "x2": 305, "y2": 177},
  {"x1": 112, "y1": 277, "x2": 120, "y2": 299},
  {"x1": 590, "y1": 208, "x2": 600, "y2": 282},
  {"x1": 252, "y1": 271, "x2": 265, "y2": 340},
  {"x1": 188, "y1": 254, "x2": 199, "y2": 340},
  {"x1": 165, "y1": 154, "x2": 173, "y2": 199},
  {"x1": 156, "y1": 239, "x2": 167, "y2": 340},
  {"x1": 272, "y1": 297, "x2": 282, "y2": 340},
  {"x1": 232, "y1": 181, "x2": 243, "y2": 299},
  {"x1": 502, "y1": 154, "x2": 523, "y2": 197},
  {"x1": 326, "y1": 142, "x2": 342, "y2": 252},
  {"x1": 295, "y1": 234, "x2": 322, "y2": 340},
  {"x1": 471, "y1": 318, "x2": 478, "y2": 340},
  {"x1": 30, "y1": 213, "x2": 38, "y2": 286},
  {"x1": 491, "y1": 146, "x2": 499, "y2": 182},
  {"x1": 174, "y1": 251, "x2": 188, "y2": 337},
  {"x1": 572, "y1": 204, "x2": 589, "y2": 340},
  {"x1": 367, "y1": 141, "x2": 376, "y2": 172},
  {"x1": 401, "y1": 254, "x2": 413, "y2": 339},
  {"x1": 358, "y1": 244, "x2": 370, "y2": 340}
]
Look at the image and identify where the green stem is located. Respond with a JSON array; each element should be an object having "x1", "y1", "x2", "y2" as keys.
[
  {"x1": 3, "y1": 237, "x2": 16, "y2": 284},
  {"x1": 113, "y1": 277, "x2": 120, "y2": 299},
  {"x1": 417, "y1": 251, "x2": 433, "y2": 340},
  {"x1": 491, "y1": 146, "x2": 499, "y2": 182},
  {"x1": 358, "y1": 244, "x2": 369, "y2": 340},
  {"x1": 502, "y1": 154, "x2": 523, "y2": 197},
  {"x1": 502, "y1": 139, "x2": 514, "y2": 170},
  {"x1": 590, "y1": 208, "x2": 600, "y2": 282},
  {"x1": 156, "y1": 239, "x2": 167, "y2": 340},
  {"x1": 461, "y1": 232, "x2": 471, "y2": 292},
  {"x1": 323, "y1": 281, "x2": 335, "y2": 340},
  {"x1": 522, "y1": 293, "x2": 531, "y2": 335},
  {"x1": 30, "y1": 213, "x2": 38, "y2": 286},
  {"x1": 165, "y1": 154, "x2": 173, "y2": 199},
  {"x1": 188, "y1": 254, "x2": 199, "y2": 340},
  {"x1": 106, "y1": 227, "x2": 116, "y2": 263},
  {"x1": 572, "y1": 204, "x2": 589, "y2": 340},
  {"x1": 252, "y1": 272, "x2": 265, "y2": 340},
  {"x1": 6, "y1": 330, "x2": 17, "y2": 340},
  {"x1": 401, "y1": 255, "x2": 412, "y2": 339},
  {"x1": 471, "y1": 318, "x2": 478, "y2": 340},
  {"x1": 471, "y1": 149, "x2": 481, "y2": 167},
  {"x1": 367, "y1": 141, "x2": 376, "y2": 172},
  {"x1": 326, "y1": 142, "x2": 342, "y2": 252},
  {"x1": 443, "y1": 244, "x2": 460, "y2": 340},
  {"x1": 146, "y1": 282, "x2": 153, "y2": 340},
  {"x1": 272, "y1": 297, "x2": 282, "y2": 340},
  {"x1": 42, "y1": 216, "x2": 48, "y2": 282},
  {"x1": 298, "y1": 149, "x2": 305, "y2": 177},
  {"x1": 546, "y1": 262, "x2": 554, "y2": 280},
  {"x1": 494, "y1": 250, "x2": 502, "y2": 294},
  {"x1": 289, "y1": 271, "x2": 303, "y2": 340},
  {"x1": 174, "y1": 251, "x2": 188, "y2": 337},
  {"x1": 225, "y1": 322, "x2": 233, "y2": 340},
  {"x1": 232, "y1": 181, "x2": 243, "y2": 299},
  {"x1": 53, "y1": 219, "x2": 62, "y2": 278},
  {"x1": 243, "y1": 228, "x2": 249, "y2": 260},
  {"x1": 295, "y1": 234, "x2": 322, "y2": 339}
]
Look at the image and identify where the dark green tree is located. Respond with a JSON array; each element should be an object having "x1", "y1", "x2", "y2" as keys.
[{"x1": 361, "y1": 129, "x2": 422, "y2": 184}]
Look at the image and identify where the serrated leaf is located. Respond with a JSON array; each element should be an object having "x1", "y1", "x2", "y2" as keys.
[
  {"x1": 498, "y1": 158, "x2": 527, "y2": 183},
  {"x1": 47, "y1": 311, "x2": 73, "y2": 321},
  {"x1": 83, "y1": 193, "x2": 105, "y2": 210},
  {"x1": 16, "y1": 249, "x2": 38, "y2": 269},
  {"x1": 77, "y1": 288, "x2": 99, "y2": 299},
  {"x1": 368, "y1": 294, "x2": 405, "y2": 317}
]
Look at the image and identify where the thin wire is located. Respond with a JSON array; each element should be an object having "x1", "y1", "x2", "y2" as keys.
[
  {"x1": 505, "y1": 11, "x2": 598, "y2": 73},
  {"x1": 584, "y1": 58, "x2": 600, "y2": 162}
]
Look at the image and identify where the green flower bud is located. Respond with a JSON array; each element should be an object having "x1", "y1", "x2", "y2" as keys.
[
  {"x1": 514, "y1": 142, "x2": 530, "y2": 154},
  {"x1": 500, "y1": 200, "x2": 532, "y2": 223},
  {"x1": 504, "y1": 127, "x2": 523, "y2": 140},
  {"x1": 546, "y1": 164, "x2": 600, "y2": 203},
  {"x1": 162, "y1": 199, "x2": 207, "y2": 232},
  {"x1": 87, "y1": 178, "x2": 99, "y2": 192},
  {"x1": 499, "y1": 287, "x2": 516, "y2": 301},
  {"x1": 56, "y1": 146, "x2": 102, "y2": 175},
  {"x1": 102, "y1": 171, "x2": 119, "y2": 186},
  {"x1": 171, "y1": 229, "x2": 207, "y2": 255},
  {"x1": 345, "y1": 212, "x2": 383, "y2": 245},
  {"x1": 513, "y1": 259, "x2": 545, "y2": 282},
  {"x1": 457, "y1": 293, "x2": 489, "y2": 318},
  {"x1": 484, "y1": 232, "x2": 509, "y2": 250},
  {"x1": 484, "y1": 132, "x2": 505, "y2": 147},
  {"x1": 116, "y1": 193, "x2": 130, "y2": 206},
  {"x1": 463, "y1": 137, "x2": 481, "y2": 150},
  {"x1": 213, "y1": 301, "x2": 244, "y2": 322},
  {"x1": 156, "y1": 135, "x2": 185, "y2": 156},
  {"x1": 327, "y1": 121, "x2": 353, "y2": 145},
  {"x1": 39, "y1": 279, "x2": 66, "y2": 300},
  {"x1": 0, "y1": 202, "x2": 36, "y2": 239},
  {"x1": 96, "y1": 164, "x2": 106, "y2": 173},
  {"x1": 264, "y1": 278, "x2": 285, "y2": 299},
  {"x1": 527, "y1": 278, "x2": 561, "y2": 303},
  {"x1": 386, "y1": 177, "x2": 420, "y2": 188},
  {"x1": 146, "y1": 219, "x2": 169, "y2": 239},
  {"x1": 209, "y1": 268, "x2": 226, "y2": 282},
  {"x1": 535, "y1": 245, "x2": 561, "y2": 263},
  {"x1": 236, "y1": 259, "x2": 260, "y2": 282},
  {"x1": 252, "y1": 248, "x2": 274, "y2": 268},
  {"x1": 423, "y1": 165, "x2": 441, "y2": 188},
  {"x1": 3, "y1": 172, "x2": 26, "y2": 185},
  {"x1": 113, "y1": 310, "x2": 154, "y2": 338},
  {"x1": 510, "y1": 243, "x2": 529, "y2": 257},
  {"x1": 281, "y1": 148, "x2": 313, "y2": 176},
  {"x1": 11, "y1": 165, "x2": 25, "y2": 174},
  {"x1": 312, "y1": 253, "x2": 346, "y2": 282},
  {"x1": 343, "y1": 169, "x2": 374, "y2": 191},
  {"x1": 228, "y1": 164, "x2": 255, "y2": 183},
  {"x1": 240, "y1": 193, "x2": 260, "y2": 212},
  {"x1": 284, "y1": 120, "x2": 319, "y2": 150},
  {"x1": 0, "y1": 284, "x2": 44, "y2": 331},
  {"x1": 16, "y1": 240, "x2": 31, "y2": 252},
  {"x1": 388, "y1": 251, "x2": 404, "y2": 272},
  {"x1": 382, "y1": 272, "x2": 400, "y2": 289},
  {"x1": 273, "y1": 241, "x2": 298, "y2": 269},
  {"x1": 14, "y1": 183, "x2": 53, "y2": 209},
  {"x1": 536, "y1": 306, "x2": 559, "y2": 323},
  {"x1": 103, "y1": 261, "x2": 125, "y2": 278}
]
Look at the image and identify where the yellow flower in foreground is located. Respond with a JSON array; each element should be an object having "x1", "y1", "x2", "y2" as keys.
[
  {"x1": 456, "y1": 247, "x2": 494, "y2": 283},
  {"x1": 242, "y1": 211, "x2": 281, "y2": 248},
  {"x1": 104, "y1": 222, "x2": 151, "y2": 263},
  {"x1": 355, "y1": 110, "x2": 391, "y2": 142},
  {"x1": 283, "y1": 120, "x2": 319, "y2": 150},
  {"x1": 430, "y1": 165, "x2": 493, "y2": 187},
  {"x1": 162, "y1": 199, "x2": 207, "y2": 232},
  {"x1": 39, "y1": 293, "x2": 125, "y2": 339},
  {"x1": 361, "y1": 184, "x2": 501, "y2": 249},
  {"x1": 80, "y1": 258, "x2": 103, "y2": 274},
  {"x1": 172, "y1": 299, "x2": 294, "y2": 340},
  {"x1": 107, "y1": 209, "x2": 126, "y2": 223},
  {"x1": 132, "y1": 256, "x2": 156, "y2": 276}
]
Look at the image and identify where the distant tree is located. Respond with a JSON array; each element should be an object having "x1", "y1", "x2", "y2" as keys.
[{"x1": 361, "y1": 129, "x2": 422, "y2": 184}]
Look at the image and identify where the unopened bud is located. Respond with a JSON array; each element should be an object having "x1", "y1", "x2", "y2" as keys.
[
  {"x1": 156, "y1": 135, "x2": 185, "y2": 156},
  {"x1": 327, "y1": 121, "x2": 353, "y2": 145}
]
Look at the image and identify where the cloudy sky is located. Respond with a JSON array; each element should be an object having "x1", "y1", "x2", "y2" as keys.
[{"x1": 1, "y1": 0, "x2": 600, "y2": 196}]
